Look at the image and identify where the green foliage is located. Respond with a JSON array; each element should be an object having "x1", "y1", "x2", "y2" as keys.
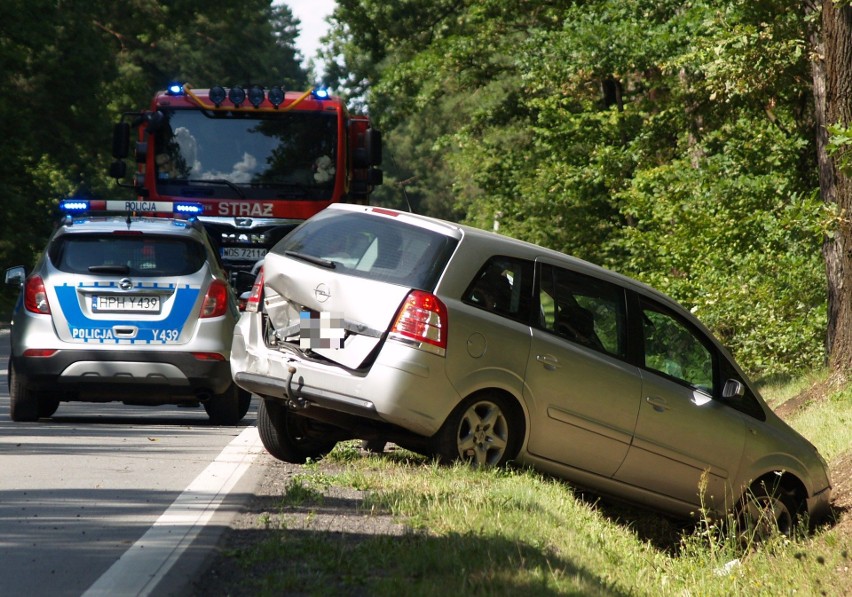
[
  {"x1": 325, "y1": 0, "x2": 826, "y2": 376},
  {"x1": 0, "y1": 0, "x2": 307, "y2": 307}
]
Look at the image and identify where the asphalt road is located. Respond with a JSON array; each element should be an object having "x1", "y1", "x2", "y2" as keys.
[{"x1": 0, "y1": 327, "x2": 263, "y2": 596}]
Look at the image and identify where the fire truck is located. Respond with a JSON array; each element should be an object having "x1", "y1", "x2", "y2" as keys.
[{"x1": 108, "y1": 82, "x2": 382, "y2": 292}]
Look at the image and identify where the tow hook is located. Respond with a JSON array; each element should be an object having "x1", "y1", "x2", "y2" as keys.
[{"x1": 285, "y1": 365, "x2": 307, "y2": 409}]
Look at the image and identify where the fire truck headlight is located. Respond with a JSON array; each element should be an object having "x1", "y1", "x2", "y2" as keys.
[
  {"x1": 228, "y1": 86, "x2": 246, "y2": 107},
  {"x1": 268, "y1": 86, "x2": 285, "y2": 107},
  {"x1": 210, "y1": 86, "x2": 226, "y2": 107},
  {"x1": 248, "y1": 85, "x2": 265, "y2": 108}
]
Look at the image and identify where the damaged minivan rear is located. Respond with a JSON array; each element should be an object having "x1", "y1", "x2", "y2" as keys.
[{"x1": 231, "y1": 203, "x2": 832, "y2": 530}]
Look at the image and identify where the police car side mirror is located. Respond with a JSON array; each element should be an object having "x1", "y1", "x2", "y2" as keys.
[{"x1": 4, "y1": 266, "x2": 26, "y2": 287}]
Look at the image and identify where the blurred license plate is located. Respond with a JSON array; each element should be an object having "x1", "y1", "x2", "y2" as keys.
[
  {"x1": 93, "y1": 295, "x2": 160, "y2": 313},
  {"x1": 221, "y1": 247, "x2": 267, "y2": 260}
]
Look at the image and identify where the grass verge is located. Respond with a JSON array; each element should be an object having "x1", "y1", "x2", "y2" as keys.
[{"x1": 208, "y1": 375, "x2": 852, "y2": 596}]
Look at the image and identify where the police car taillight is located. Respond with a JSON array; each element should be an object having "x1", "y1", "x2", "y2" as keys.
[
  {"x1": 389, "y1": 290, "x2": 447, "y2": 356},
  {"x1": 245, "y1": 268, "x2": 264, "y2": 313},
  {"x1": 200, "y1": 280, "x2": 229, "y2": 318},
  {"x1": 24, "y1": 276, "x2": 51, "y2": 314}
]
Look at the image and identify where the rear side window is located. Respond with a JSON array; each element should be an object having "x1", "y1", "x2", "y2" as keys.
[
  {"x1": 463, "y1": 256, "x2": 534, "y2": 323},
  {"x1": 537, "y1": 263, "x2": 627, "y2": 358},
  {"x1": 51, "y1": 234, "x2": 207, "y2": 276},
  {"x1": 274, "y1": 211, "x2": 457, "y2": 289}
]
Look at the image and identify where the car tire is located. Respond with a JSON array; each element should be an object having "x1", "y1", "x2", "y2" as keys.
[
  {"x1": 257, "y1": 399, "x2": 337, "y2": 464},
  {"x1": 9, "y1": 363, "x2": 38, "y2": 422},
  {"x1": 361, "y1": 439, "x2": 387, "y2": 454},
  {"x1": 738, "y1": 478, "x2": 800, "y2": 541},
  {"x1": 204, "y1": 384, "x2": 250, "y2": 425},
  {"x1": 38, "y1": 395, "x2": 60, "y2": 418},
  {"x1": 433, "y1": 392, "x2": 521, "y2": 467}
]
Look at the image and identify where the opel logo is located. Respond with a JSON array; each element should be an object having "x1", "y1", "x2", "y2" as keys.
[
  {"x1": 119, "y1": 278, "x2": 133, "y2": 291},
  {"x1": 314, "y1": 283, "x2": 330, "y2": 303}
]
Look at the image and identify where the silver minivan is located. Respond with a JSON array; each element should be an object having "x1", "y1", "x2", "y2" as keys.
[{"x1": 231, "y1": 204, "x2": 831, "y2": 530}]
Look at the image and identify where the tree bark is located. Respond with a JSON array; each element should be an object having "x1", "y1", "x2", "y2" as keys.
[{"x1": 810, "y1": 0, "x2": 852, "y2": 378}]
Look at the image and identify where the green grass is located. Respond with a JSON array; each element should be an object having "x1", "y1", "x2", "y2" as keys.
[{"x1": 231, "y1": 375, "x2": 852, "y2": 596}]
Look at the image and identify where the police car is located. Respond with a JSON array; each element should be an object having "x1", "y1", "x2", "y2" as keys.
[{"x1": 4, "y1": 201, "x2": 250, "y2": 424}]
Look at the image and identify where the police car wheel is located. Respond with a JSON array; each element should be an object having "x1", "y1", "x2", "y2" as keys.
[
  {"x1": 204, "y1": 383, "x2": 246, "y2": 426},
  {"x1": 9, "y1": 363, "x2": 38, "y2": 422},
  {"x1": 38, "y1": 395, "x2": 60, "y2": 418}
]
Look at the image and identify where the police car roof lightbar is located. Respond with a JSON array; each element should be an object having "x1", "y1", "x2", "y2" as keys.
[
  {"x1": 59, "y1": 199, "x2": 90, "y2": 213},
  {"x1": 173, "y1": 202, "x2": 204, "y2": 216}
]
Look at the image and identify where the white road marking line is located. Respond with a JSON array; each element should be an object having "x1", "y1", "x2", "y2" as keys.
[{"x1": 83, "y1": 425, "x2": 263, "y2": 597}]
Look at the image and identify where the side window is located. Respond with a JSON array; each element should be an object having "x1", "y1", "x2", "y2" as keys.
[
  {"x1": 537, "y1": 263, "x2": 627, "y2": 358},
  {"x1": 462, "y1": 256, "x2": 534, "y2": 323},
  {"x1": 641, "y1": 302, "x2": 714, "y2": 393}
]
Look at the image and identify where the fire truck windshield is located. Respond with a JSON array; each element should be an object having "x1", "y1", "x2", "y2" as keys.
[{"x1": 152, "y1": 109, "x2": 338, "y2": 200}]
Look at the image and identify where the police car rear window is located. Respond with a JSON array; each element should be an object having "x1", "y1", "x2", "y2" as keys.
[{"x1": 50, "y1": 234, "x2": 207, "y2": 277}]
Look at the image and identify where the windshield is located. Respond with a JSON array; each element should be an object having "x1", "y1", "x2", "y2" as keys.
[{"x1": 152, "y1": 109, "x2": 338, "y2": 200}]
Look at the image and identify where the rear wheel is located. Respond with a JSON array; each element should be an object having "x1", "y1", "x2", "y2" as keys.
[
  {"x1": 738, "y1": 478, "x2": 800, "y2": 541},
  {"x1": 204, "y1": 384, "x2": 251, "y2": 425},
  {"x1": 9, "y1": 363, "x2": 38, "y2": 422},
  {"x1": 37, "y1": 395, "x2": 60, "y2": 418},
  {"x1": 257, "y1": 399, "x2": 337, "y2": 464},
  {"x1": 433, "y1": 393, "x2": 522, "y2": 467}
]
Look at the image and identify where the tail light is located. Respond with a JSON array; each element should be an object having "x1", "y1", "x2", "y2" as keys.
[
  {"x1": 24, "y1": 276, "x2": 51, "y2": 314},
  {"x1": 200, "y1": 279, "x2": 229, "y2": 318},
  {"x1": 245, "y1": 268, "x2": 264, "y2": 313},
  {"x1": 389, "y1": 290, "x2": 448, "y2": 356}
]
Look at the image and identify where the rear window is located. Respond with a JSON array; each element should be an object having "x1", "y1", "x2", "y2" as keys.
[
  {"x1": 50, "y1": 234, "x2": 207, "y2": 276},
  {"x1": 273, "y1": 210, "x2": 457, "y2": 289}
]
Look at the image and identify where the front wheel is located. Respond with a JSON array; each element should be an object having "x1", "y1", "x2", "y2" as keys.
[
  {"x1": 738, "y1": 479, "x2": 800, "y2": 541},
  {"x1": 257, "y1": 399, "x2": 338, "y2": 464},
  {"x1": 9, "y1": 363, "x2": 38, "y2": 422},
  {"x1": 433, "y1": 393, "x2": 522, "y2": 467}
]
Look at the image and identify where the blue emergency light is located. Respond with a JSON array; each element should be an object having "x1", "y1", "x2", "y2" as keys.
[
  {"x1": 173, "y1": 202, "x2": 204, "y2": 216},
  {"x1": 59, "y1": 199, "x2": 90, "y2": 213},
  {"x1": 166, "y1": 82, "x2": 184, "y2": 96},
  {"x1": 311, "y1": 86, "x2": 330, "y2": 100}
]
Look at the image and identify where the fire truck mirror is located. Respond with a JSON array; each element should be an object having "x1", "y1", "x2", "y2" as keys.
[
  {"x1": 109, "y1": 159, "x2": 127, "y2": 180},
  {"x1": 112, "y1": 123, "x2": 130, "y2": 159},
  {"x1": 367, "y1": 168, "x2": 383, "y2": 186},
  {"x1": 367, "y1": 128, "x2": 382, "y2": 166},
  {"x1": 354, "y1": 128, "x2": 383, "y2": 169}
]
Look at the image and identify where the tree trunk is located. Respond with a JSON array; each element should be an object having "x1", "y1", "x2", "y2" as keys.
[{"x1": 810, "y1": 0, "x2": 852, "y2": 378}]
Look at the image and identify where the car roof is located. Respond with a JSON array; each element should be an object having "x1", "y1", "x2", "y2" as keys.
[
  {"x1": 52, "y1": 215, "x2": 207, "y2": 238},
  {"x1": 323, "y1": 203, "x2": 683, "y2": 312}
]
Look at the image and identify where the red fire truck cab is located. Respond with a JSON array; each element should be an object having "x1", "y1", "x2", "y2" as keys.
[{"x1": 109, "y1": 82, "x2": 382, "y2": 291}]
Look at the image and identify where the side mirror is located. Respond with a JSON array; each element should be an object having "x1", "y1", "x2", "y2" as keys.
[
  {"x1": 112, "y1": 122, "x2": 130, "y2": 159},
  {"x1": 722, "y1": 379, "x2": 745, "y2": 400},
  {"x1": 5, "y1": 266, "x2": 25, "y2": 287}
]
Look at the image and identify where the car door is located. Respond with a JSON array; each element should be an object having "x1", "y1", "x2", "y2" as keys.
[
  {"x1": 612, "y1": 297, "x2": 746, "y2": 509},
  {"x1": 523, "y1": 261, "x2": 642, "y2": 476}
]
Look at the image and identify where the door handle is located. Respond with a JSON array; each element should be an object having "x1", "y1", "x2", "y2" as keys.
[
  {"x1": 645, "y1": 395, "x2": 668, "y2": 412},
  {"x1": 536, "y1": 354, "x2": 560, "y2": 370}
]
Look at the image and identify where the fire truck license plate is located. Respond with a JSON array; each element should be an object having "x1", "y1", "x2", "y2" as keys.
[
  {"x1": 93, "y1": 295, "x2": 161, "y2": 313},
  {"x1": 221, "y1": 247, "x2": 267, "y2": 260}
]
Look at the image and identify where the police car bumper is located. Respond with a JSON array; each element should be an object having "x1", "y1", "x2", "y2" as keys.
[{"x1": 12, "y1": 349, "x2": 233, "y2": 396}]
